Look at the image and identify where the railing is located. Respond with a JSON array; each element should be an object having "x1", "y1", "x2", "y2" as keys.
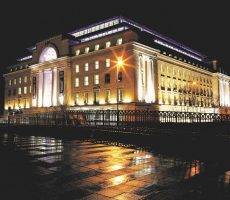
[{"x1": 6, "y1": 110, "x2": 230, "y2": 126}]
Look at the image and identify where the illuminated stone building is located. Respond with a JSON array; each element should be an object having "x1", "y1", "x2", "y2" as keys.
[{"x1": 3, "y1": 16, "x2": 230, "y2": 114}]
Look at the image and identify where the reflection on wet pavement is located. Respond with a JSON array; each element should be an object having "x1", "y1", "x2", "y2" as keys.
[{"x1": 0, "y1": 133, "x2": 229, "y2": 200}]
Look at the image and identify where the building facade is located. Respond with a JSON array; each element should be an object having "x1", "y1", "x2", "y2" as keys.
[{"x1": 3, "y1": 16, "x2": 230, "y2": 115}]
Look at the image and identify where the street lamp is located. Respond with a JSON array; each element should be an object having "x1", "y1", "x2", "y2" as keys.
[{"x1": 116, "y1": 57, "x2": 124, "y2": 125}]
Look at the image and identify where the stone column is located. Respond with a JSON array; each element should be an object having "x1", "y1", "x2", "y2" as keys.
[
  {"x1": 52, "y1": 67, "x2": 58, "y2": 106},
  {"x1": 38, "y1": 70, "x2": 44, "y2": 107}
]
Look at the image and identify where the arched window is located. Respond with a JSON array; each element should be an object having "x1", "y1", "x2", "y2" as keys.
[{"x1": 39, "y1": 47, "x2": 57, "y2": 63}]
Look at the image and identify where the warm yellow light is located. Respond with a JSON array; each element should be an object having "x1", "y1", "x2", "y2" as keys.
[
  {"x1": 192, "y1": 81, "x2": 197, "y2": 85},
  {"x1": 117, "y1": 57, "x2": 124, "y2": 68}
]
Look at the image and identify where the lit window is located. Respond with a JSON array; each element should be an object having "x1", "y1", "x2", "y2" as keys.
[
  {"x1": 93, "y1": 90, "x2": 99, "y2": 104},
  {"x1": 75, "y1": 93, "x2": 79, "y2": 105},
  {"x1": 75, "y1": 50, "x2": 80, "y2": 55},
  {"x1": 94, "y1": 74, "x2": 99, "y2": 85},
  {"x1": 95, "y1": 44, "x2": 100, "y2": 51},
  {"x1": 75, "y1": 65, "x2": 79, "y2": 73},
  {"x1": 118, "y1": 89, "x2": 123, "y2": 102},
  {"x1": 95, "y1": 61, "x2": 99, "y2": 69},
  {"x1": 24, "y1": 76, "x2": 27, "y2": 83},
  {"x1": 18, "y1": 87, "x2": 22, "y2": 95},
  {"x1": 85, "y1": 47, "x2": 89, "y2": 53},
  {"x1": 84, "y1": 76, "x2": 89, "y2": 86},
  {"x1": 29, "y1": 86, "x2": 32, "y2": 93},
  {"x1": 106, "y1": 59, "x2": 110, "y2": 67},
  {"x1": 84, "y1": 92, "x2": 88, "y2": 104},
  {"x1": 24, "y1": 86, "x2": 27, "y2": 94},
  {"x1": 85, "y1": 63, "x2": 89, "y2": 71},
  {"x1": 75, "y1": 78, "x2": 79, "y2": 87},
  {"x1": 105, "y1": 89, "x2": 111, "y2": 103},
  {"x1": 106, "y1": 41, "x2": 111, "y2": 48},
  {"x1": 117, "y1": 38, "x2": 122, "y2": 45},
  {"x1": 9, "y1": 80, "x2": 12, "y2": 86},
  {"x1": 19, "y1": 77, "x2": 22, "y2": 84}
]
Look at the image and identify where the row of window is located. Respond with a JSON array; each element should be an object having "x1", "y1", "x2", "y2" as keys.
[
  {"x1": 75, "y1": 72, "x2": 123, "y2": 87},
  {"x1": 74, "y1": 89, "x2": 123, "y2": 105},
  {"x1": 75, "y1": 59, "x2": 111, "y2": 73},
  {"x1": 75, "y1": 38, "x2": 122, "y2": 56},
  {"x1": 8, "y1": 76, "x2": 29, "y2": 86},
  {"x1": 8, "y1": 86, "x2": 31, "y2": 96}
]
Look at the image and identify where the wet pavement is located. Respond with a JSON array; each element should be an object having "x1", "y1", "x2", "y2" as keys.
[{"x1": 0, "y1": 133, "x2": 230, "y2": 200}]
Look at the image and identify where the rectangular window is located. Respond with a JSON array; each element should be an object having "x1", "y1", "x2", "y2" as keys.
[
  {"x1": 75, "y1": 93, "x2": 79, "y2": 105},
  {"x1": 85, "y1": 47, "x2": 89, "y2": 53},
  {"x1": 85, "y1": 63, "x2": 89, "y2": 71},
  {"x1": 94, "y1": 74, "x2": 99, "y2": 85},
  {"x1": 106, "y1": 59, "x2": 110, "y2": 67},
  {"x1": 118, "y1": 89, "x2": 123, "y2": 102},
  {"x1": 75, "y1": 78, "x2": 79, "y2": 87},
  {"x1": 13, "y1": 89, "x2": 16, "y2": 96},
  {"x1": 14, "y1": 79, "x2": 16, "y2": 85},
  {"x1": 95, "y1": 61, "x2": 99, "y2": 69},
  {"x1": 24, "y1": 76, "x2": 27, "y2": 83},
  {"x1": 75, "y1": 65, "x2": 79, "y2": 73},
  {"x1": 93, "y1": 90, "x2": 99, "y2": 105},
  {"x1": 30, "y1": 85, "x2": 32, "y2": 93},
  {"x1": 105, "y1": 89, "x2": 111, "y2": 103},
  {"x1": 8, "y1": 90, "x2": 11, "y2": 97},
  {"x1": 105, "y1": 73, "x2": 110, "y2": 84},
  {"x1": 24, "y1": 86, "x2": 27, "y2": 94},
  {"x1": 106, "y1": 41, "x2": 111, "y2": 48},
  {"x1": 18, "y1": 87, "x2": 22, "y2": 95},
  {"x1": 9, "y1": 80, "x2": 12, "y2": 86},
  {"x1": 95, "y1": 44, "x2": 100, "y2": 51},
  {"x1": 75, "y1": 49, "x2": 80, "y2": 55},
  {"x1": 19, "y1": 77, "x2": 22, "y2": 84},
  {"x1": 84, "y1": 92, "x2": 88, "y2": 104},
  {"x1": 117, "y1": 38, "x2": 122, "y2": 45},
  {"x1": 84, "y1": 76, "x2": 89, "y2": 86}
]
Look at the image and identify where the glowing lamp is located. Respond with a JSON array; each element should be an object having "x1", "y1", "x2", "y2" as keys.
[{"x1": 117, "y1": 57, "x2": 124, "y2": 68}]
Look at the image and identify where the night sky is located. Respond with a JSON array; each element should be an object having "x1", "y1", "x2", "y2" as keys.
[{"x1": 0, "y1": 1, "x2": 229, "y2": 113}]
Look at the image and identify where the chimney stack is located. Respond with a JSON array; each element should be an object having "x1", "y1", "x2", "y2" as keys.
[{"x1": 212, "y1": 60, "x2": 218, "y2": 71}]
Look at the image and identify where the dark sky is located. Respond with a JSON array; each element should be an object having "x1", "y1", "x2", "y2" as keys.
[{"x1": 0, "y1": 0, "x2": 229, "y2": 112}]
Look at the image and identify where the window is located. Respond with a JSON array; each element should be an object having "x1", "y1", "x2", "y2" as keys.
[
  {"x1": 84, "y1": 92, "x2": 88, "y2": 104},
  {"x1": 106, "y1": 59, "x2": 110, "y2": 67},
  {"x1": 85, "y1": 63, "x2": 89, "y2": 71},
  {"x1": 95, "y1": 44, "x2": 100, "y2": 51},
  {"x1": 118, "y1": 71, "x2": 122, "y2": 82},
  {"x1": 117, "y1": 38, "x2": 122, "y2": 45},
  {"x1": 106, "y1": 41, "x2": 111, "y2": 48},
  {"x1": 105, "y1": 73, "x2": 110, "y2": 84},
  {"x1": 75, "y1": 78, "x2": 79, "y2": 87},
  {"x1": 75, "y1": 93, "x2": 79, "y2": 105},
  {"x1": 93, "y1": 90, "x2": 99, "y2": 105},
  {"x1": 13, "y1": 89, "x2": 16, "y2": 96},
  {"x1": 85, "y1": 47, "x2": 89, "y2": 53},
  {"x1": 9, "y1": 80, "x2": 12, "y2": 86},
  {"x1": 29, "y1": 86, "x2": 32, "y2": 93},
  {"x1": 8, "y1": 90, "x2": 11, "y2": 97},
  {"x1": 105, "y1": 89, "x2": 111, "y2": 103},
  {"x1": 24, "y1": 76, "x2": 27, "y2": 83},
  {"x1": 75, "y1": 49, "x2": 80, "y2": 55},
  {"x1": 19, "y1": 77, "x2": 22, "y2": 84},
  {"x1": 95, "y1": 61, "x2": 99, "y2": 69},
  {"x1": 118, "y1": 89, "x2": 123, "y2": 102},
  {"x1": 18, "y1": 87, "x2": 22, "y2": 95},
  {"x1": 84, "y1": 76, "x2": 89, "y2": 86},
  {"x1": 24, "y1": 87, "x2": 27, "y2": 94},
  {"x1": 75, "y1": 65, "x2": 79, "y2": 73},
  {"x1": 94, "y1": 74, "x2": 99, "y2": 85}
]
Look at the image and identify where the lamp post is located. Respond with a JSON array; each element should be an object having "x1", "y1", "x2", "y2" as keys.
[{"x1": 116, "y1": 57, "x2": 124, "y2": 125}]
